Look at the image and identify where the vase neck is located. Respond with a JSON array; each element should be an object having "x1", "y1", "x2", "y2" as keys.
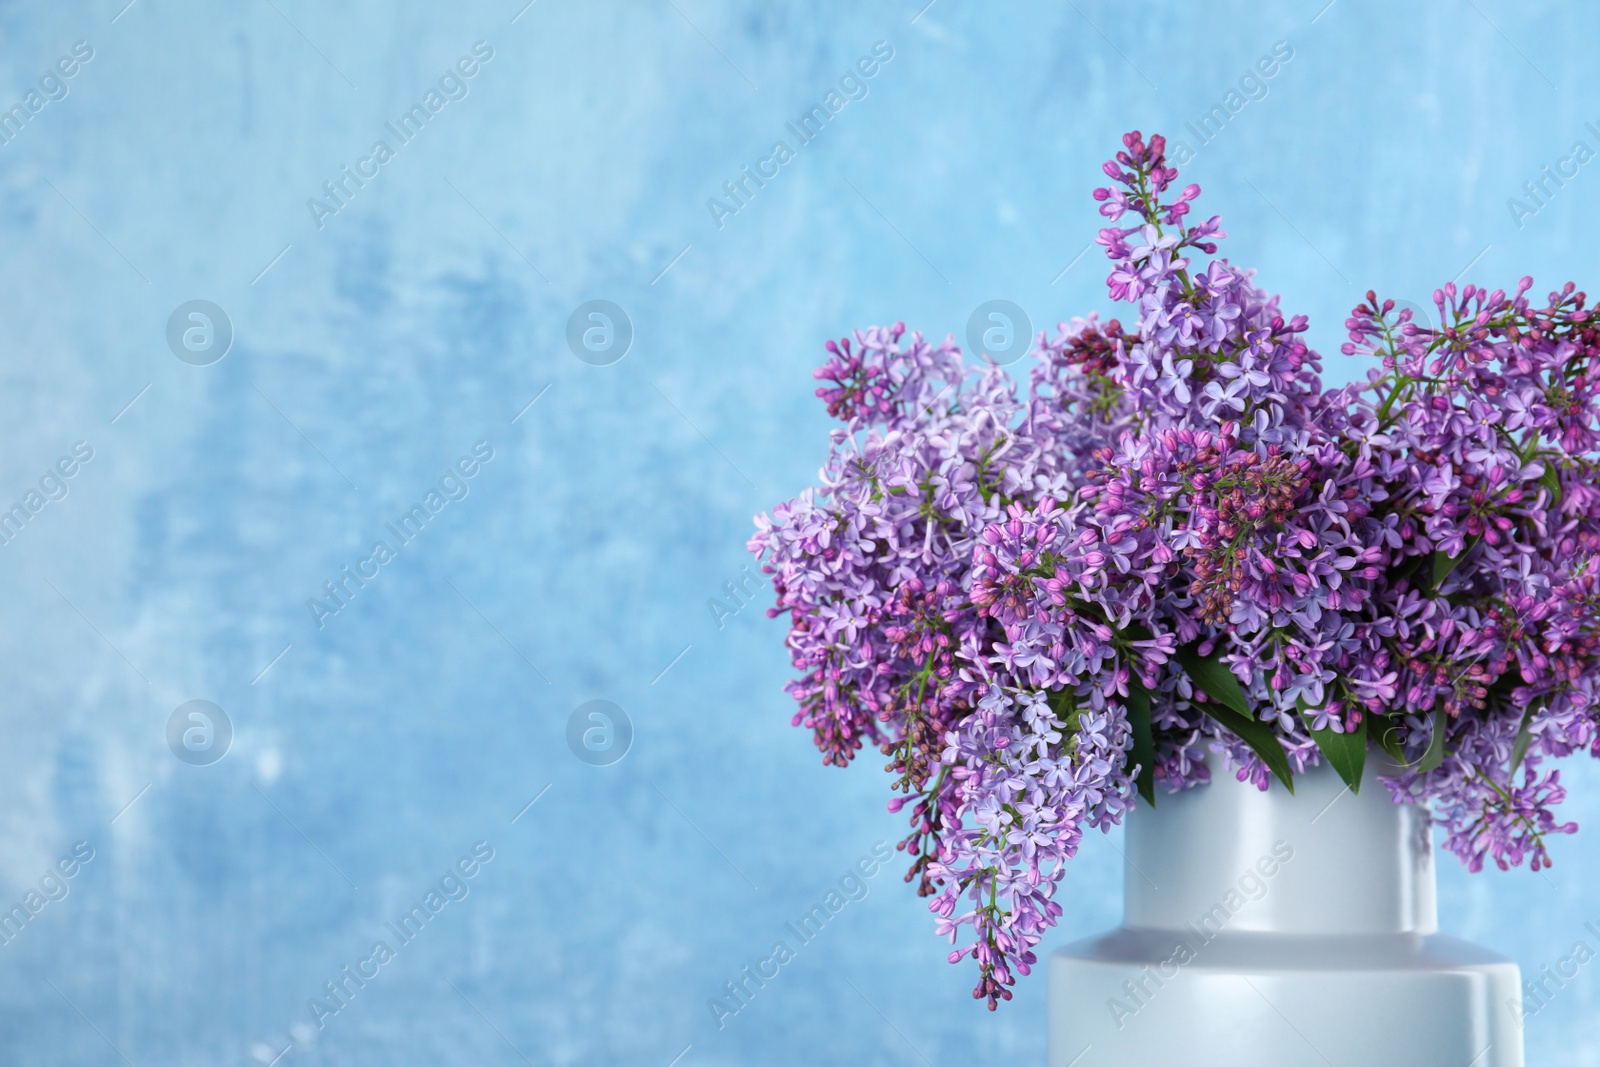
[{"x1": 1122, "y1": 754, "x2": 1437, "y2": 936}]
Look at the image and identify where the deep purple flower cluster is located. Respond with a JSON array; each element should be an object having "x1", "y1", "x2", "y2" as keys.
[{"x1": 750, "y1": 131, "x2": 1600, "y2": 1009}]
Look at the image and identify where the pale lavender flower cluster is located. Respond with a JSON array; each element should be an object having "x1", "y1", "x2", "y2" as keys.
[{"x1": 750, "y1": 130, "x2": 1600, "y2": 1008}]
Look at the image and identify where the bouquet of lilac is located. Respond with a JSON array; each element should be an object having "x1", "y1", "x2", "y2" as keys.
[{"x1": 749, "y1": 131, "x2": 1600, "y2": 1009}]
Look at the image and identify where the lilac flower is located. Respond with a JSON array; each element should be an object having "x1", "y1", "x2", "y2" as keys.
[{"x1": 753, "y1": 128, "x2": 1600, "y2": 1009}]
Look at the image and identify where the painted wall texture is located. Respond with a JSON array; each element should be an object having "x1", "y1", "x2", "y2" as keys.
[{"x1": 0, "y1": 0, "x2": 1595, "y2": 1063}]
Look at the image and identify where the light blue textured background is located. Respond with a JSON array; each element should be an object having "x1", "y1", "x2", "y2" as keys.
[{"x1": 1, "y1": 1, "x2": 1596, "y2": 1063}]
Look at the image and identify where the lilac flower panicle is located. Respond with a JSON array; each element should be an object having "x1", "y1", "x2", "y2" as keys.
[{"x1": 752, "y1": 129, "x2": 1600, "y2": 1008}]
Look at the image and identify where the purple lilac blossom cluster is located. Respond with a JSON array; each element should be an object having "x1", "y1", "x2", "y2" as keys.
[{"x1": 749, "y1": 130, "x2": 1600, "y2": 1009}]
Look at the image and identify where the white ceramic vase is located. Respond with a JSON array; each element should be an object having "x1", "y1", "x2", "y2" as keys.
[{"x1": 1049, "y1": 755, "x2": 1524, "y2": 1066}]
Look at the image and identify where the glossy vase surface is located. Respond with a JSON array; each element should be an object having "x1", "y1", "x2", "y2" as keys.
[{"x1": 1048, "y1": 756, "x2": 1524, "y2": 1066}]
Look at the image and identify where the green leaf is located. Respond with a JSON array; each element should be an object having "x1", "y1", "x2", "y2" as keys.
[
  {"x1": 1175, "y1": 644, "x2": 1252, "y2": 718},
  {"x1": 1413, "y1": 711, "x2": 1448, "y2": 775},
  {"x1": 1047, "y1": 686, "x2": 1082, "y2": 735},
  {"x1": 1431, "y1": 537, "x2": 1479, "y2": 589},
  {"x1": 1370, "y1": 713, "x2": 1405, "y2": 762},
  {"x1": 1301, "y1": 701, "x2": 1367, "y2": 794},
  {"x1": 1539, "y1": 462, "x2": 1562, "y2": 507},
  {"x1": 1196, "y1": 702, "x2": 1297, "y2": 795},
  {"x1": 1386, "y1": 552, "x2": 1425, "y2": 588},
  {"x1": 1125, "y1": 677, "x2": 1157, "y2": 807},
  {"x1": 1175, "y1": 643, "x2": 1295, "y2": 794},
  {"x1": 1510, "y1": 703, "x2": 1540, "y2": 773},
  {"x1": 1120, "y1": 622, "x2": 1154, "y2": 643}
]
